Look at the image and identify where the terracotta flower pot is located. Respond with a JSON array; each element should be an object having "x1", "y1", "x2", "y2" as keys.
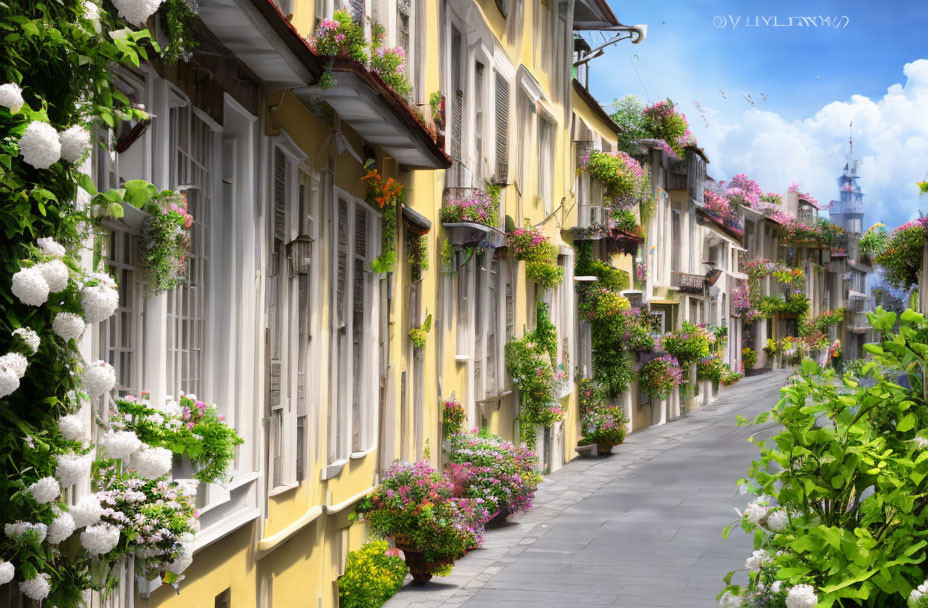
[
  {"x1": 595, "y1": 440, "x2": 617, "y2": 455},
  {"x1": 394, "y1": 540, "x2": 451, "y2": 585},
  {"x1": 485, "y1": 506, "x2": 512, "y2": 529}
]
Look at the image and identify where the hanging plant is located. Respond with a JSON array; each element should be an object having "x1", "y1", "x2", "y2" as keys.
[
  {"x1": 581, "y1": 150, "x2": 650, "y2": 208},
  {"x1": 507, "y1": 226, "x2": 563, "y2": 289},
  {"x1": 310, "y1": 11, "x2": 368, "y2": 89},
  {"x1": 442, "y1": 397, "x2": 465, "y2": 438},
  {"x1": 408, "y1": 313, "x2": 432, "y2": 350},
  {"x1": 362, "y1": 166, "x2": 404, "y2": 274},
  {"x1": 406, "y1": 233, "x2": 428, "y2": 278},
  {"x1": 639, "y1": 355, "x2": 683, "y2": 399},
  {"x1": 141, "y1": 190, "x2": 192, "y2": 294}
]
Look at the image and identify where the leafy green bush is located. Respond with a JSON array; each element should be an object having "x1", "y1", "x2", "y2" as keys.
[
  {"x1": 611, "y1": 208, "x2": 638, "y2": 232},
  {"x1": 661, "y1": 321, "x2": 711, "y2": 364},
  {"x1": 639, "y1": 355, "x2": 682, "y2": 399},
  {"x1": 696, "y1": 355, "x2": 725, "y2": 383},
  {"x1": 719, "y1": 308, "x2": 928, "y2": 607},
  {"x1": 338, "y1": 540, "x2": 408, "y2": 608},
  {"x1": 742, "y1": 347, "x2": 757, "y2": 370},
  {"x1": 875, "y1": 220, "x2": 926, "y2": 289},
  {"x1": 579, "y1": 406, "x2": 628, "y2": 449},
  {"x1": 508, "y1": 227, "x2": 563, "y2": 289}
]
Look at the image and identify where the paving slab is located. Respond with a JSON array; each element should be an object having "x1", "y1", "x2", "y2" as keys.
[{"x1": 385, "y1": 370, "x2": 789, "y2": 608}]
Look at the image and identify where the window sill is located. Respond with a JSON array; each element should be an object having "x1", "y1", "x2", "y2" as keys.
[
  {"x1": 321, "y1": 459, "x2": 349, "y2": 481},
  {"x1": 455, "y1": 354, "x2": 470, "y2": 363},
  {"x1": 192, "y1": 506, "x2": 261, "y2": 553},
  {"x1": 268, "y1": 482, "x2": 299, "y2": 497},
  {"x1": 350, "y1": 447, "x2": 375, "y2": 460}
]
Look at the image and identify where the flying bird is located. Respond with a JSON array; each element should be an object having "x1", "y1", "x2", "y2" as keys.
[
  {"x1": 760, "y1": 92, "x2": 767, "y2": 101},
  {"x1": 742, "y1": 93, "x2": 756, "y2": 106},
  {"x1": 718, "y1": 88, "x2": 726, "y2": 99}
]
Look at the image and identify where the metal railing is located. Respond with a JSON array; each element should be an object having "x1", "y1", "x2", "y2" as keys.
[{"x1": 671, "y1": 271, "x2": 705, "y2": 294}]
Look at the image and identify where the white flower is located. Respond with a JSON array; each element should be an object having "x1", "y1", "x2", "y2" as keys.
[
  {"x1": 767, "y1": 509, "x2": 789, "y2": 532},
  {"x1": 914, "y1": 436, "x2": 928, "y2": 449},
  {"x1": 130, "y1": 444, "x2": 173, "y2": 479},
  {"x1": 37, "y1": 259, "x2": 69, "y2": 293},
  {"x1": 80, "y1": 522, "x2": 120, "y2": 556},
  {"x1": 910, "y1": 581, "x2": 928, "y2": 607},
  {"x1": 19, "y1": 121, "x2": 61, "y2": 169},
  {"x1": 110, "y1": 0, "x2": 165, "y2": 26},
  {"x1": 771, "y1": 581, "x2": 783, "y2": 594},
  {"x1": 59, "y1": 125, "x2": 91, "y2": 163},
  {"x1": 0, "y1": 561, "x2": 13, "y2": 585},
  {"x1": 4, "y1": 521, "x2": 47, "y2": 543},
  {"x1": 70, "y1": 494, "x2": 103, "y2": 528},
  {"x1": 19, "y1": 573, "x2": 50, "y2": 601},
  {"x1": 0, "y1": 368, "x2": 19, "y2": 399},
  {"x1": 53, "y1": 312, "x2": 86, "y2": 341},
  {"x1": 56, "y1": 450, "x2": 94, "y2": 487},
  {"x1": 745, "y1": 549, "x2": 771, "y2": 571},
  {"x1": 0, "y1": 83, "x2": 24, "y2": 112},
  {"x1": 83, "y1": 0, "x2": 102, "y2": 31},
  {"x1": 786, "y1": 584, "x2": 819, "y2": 608},
  {"x1": 175, "y1": 478, "x2": 198, "y2": 500},
  {"x1": 744, "y1": 495, "x2": 772, "y2": 525},
  {"x1": 28, "y1": 476, "x2": 60, "y2": 504},
  {"x1": 48, "y1": 511, "x2": 76, "y2": 544},
  {"x1": 59, "y1": 414, "x2": 86, "y2": 441},
  {"x1": 11, "y1": 266, "x2": 49, "y2": 306},
  {"x1": 146, "y1": 412, "x2": 165, "y2": 426},
  {"x1": 0, "y1": 353, "x2": 28, "y2": 378},
  {"x1": 99, "y1": 429, "x2": 141, "y2": 459},
  {"x1": 12, "y1": 327, "x2": 40, "y2": 354},
  {"x1": 36, "y1": 236, "x2": 66, "y2": 258},
  {"x1": 167, "y1": 542, "x2": 194, "y2": 574},
  {"x1": 81, "y1": 282, "x2": 119, "y2": 323},
  {"x1": 83, "y1": 360, "x2": 116, "y2": 397},
  {"x1": 719, "y1": 591, "x2": 742, "y2": 608}
]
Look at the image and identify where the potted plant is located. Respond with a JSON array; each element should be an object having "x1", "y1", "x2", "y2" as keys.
[
  {"x1": 742, "y1": 347, "x2": 758, "y2": 373},
  {"x1": 579, "y1": 406, "x2": 628, "y2": 455},
  {"x1": 446, "y1": 432, "x2": 540, "y2": 525},
  {"x1": 357, "y1": 462, "x2": 485, "y2": 584},
  {"x1": 639, "y1": 354, "x2": 683, "y2": 400},
  {"x1": 697, "y1": 355, "x2": 725, "y2": 395},
  {"x1": 442, "y1": 397, "x2": 465, "y2": 439}
]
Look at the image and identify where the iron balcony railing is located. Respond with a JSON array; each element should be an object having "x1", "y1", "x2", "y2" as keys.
[{"x1": 671, "y1": 271, "x2": 705, "y2": 294}]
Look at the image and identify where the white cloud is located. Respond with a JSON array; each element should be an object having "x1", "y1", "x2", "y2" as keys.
[{"x1": 695, "y1": 59, "x2": 928, "y2": 228}]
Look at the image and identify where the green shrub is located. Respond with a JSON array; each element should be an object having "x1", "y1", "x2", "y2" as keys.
[
  {"x1": 719, "y1": 308, "x2": 928, "y2": 607},
  {"x1": 338, "y1": 540, "x2": 408, "y2": 608}
]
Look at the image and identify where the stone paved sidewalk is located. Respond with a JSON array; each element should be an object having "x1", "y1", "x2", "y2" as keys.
[{"x1": 385, "y1": 370, "x2": 789, "y2": 608}]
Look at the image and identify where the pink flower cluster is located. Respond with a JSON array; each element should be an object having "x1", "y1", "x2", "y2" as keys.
[
  {"x1": 440, "y1": 190, "x2": 496, "y2": 226},
  {"x1": 163, "y1": 194, "x2": 194, "y2": 229}
]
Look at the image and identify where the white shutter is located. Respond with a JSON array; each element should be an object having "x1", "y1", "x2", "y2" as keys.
[{"x1": 494, "y1": 72, "x2": 510, "y2": 183}]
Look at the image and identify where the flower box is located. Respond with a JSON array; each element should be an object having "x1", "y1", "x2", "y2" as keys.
[{"x1": 100, "y1": 202, "x2": 151, "y2": 234}]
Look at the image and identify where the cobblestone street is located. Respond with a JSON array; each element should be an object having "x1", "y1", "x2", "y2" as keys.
[{"x1": 387, "y1": 371, "x2": 789, "y2": 608}]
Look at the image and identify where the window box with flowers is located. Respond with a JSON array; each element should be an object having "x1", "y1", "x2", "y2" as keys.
[{"x1": 440, "y1": 189, "x2": 500, "y2": 247}]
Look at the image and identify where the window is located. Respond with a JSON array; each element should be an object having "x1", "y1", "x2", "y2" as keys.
[
  {"x1": 330, "y1": 194, "x2": 381, "y2": 463},
  {"x1": 537, "y1": 116, "x2": 553, "y2": 212},
  {"x1": 494, "y1": 71, "x2": 510, "y2": 185},
  {"x1": 517, "y1": 92, "x2": 533, "y2": 201},
  {"x1": 167, "y1": 105, "x2": 214, "y2": 400},
  {"x1": 449, "y1": 28, "x2": 464, "y2": 165},
  {"x1": 474, "y1": 62, "x2": 485, "y2": 181},
  {"x1": 98, "y1": 228, "x2": 141, "y2": 395},
  {"x1": 671, "y1": 210, "x2": 681, "y2": 272}
]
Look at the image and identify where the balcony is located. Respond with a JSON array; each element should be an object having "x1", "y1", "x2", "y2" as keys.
[{"x1": 671, "y1": 271, "x2": 705, "y2": 294}]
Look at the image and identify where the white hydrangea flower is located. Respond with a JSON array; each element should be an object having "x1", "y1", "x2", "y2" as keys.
[
  {"x1": 0, "y1": 560, "x2": 13, "y2": 585},
  {"x1": 771, "y1": 581, "x2": 783, "y2": 594},
  {"x1": 81, "y1": 281, "x2": 119, "y2": 323},
  {"x1": 11, "y1": 266, "x2": 49, "y2": 306},
  {"x1": 4, "y1": 521, "x2": 47, "y2": 543},
  {"x1": 83, "y1": 360, "x2": 115, "y2": 397},
  {"x1": 719, "y1": 591, "x2": 742, "y2": 608},
  {"x1": 910, "y1": 580, "x2": 928, "y2": 607},
  {"x1": 12, "y1": 327, "x2": 40, "y2": 354},
  {"x1": 167, "y1": 542, "x2": 194, "y2": 574},
  {"x1": 70, "y1": 494, "x2": 103, "y2": 528},
  {"x1": 786, "y1": 584, "x2": 819, "y2": 608},
  {"x1": 58, "y1": 414, "x2": 86, "y2": 441},
  {"x1": 19, "y1": 573, "x2": 50, "y2": 601},
  {"x1": 80, "y1": 522, "x2": 120, "y2": 556},
  {"x1": 0, "y1": 353, "x2": 28, "y2": 379},
  {"x1": 913, "y1": 436, "x2": 928, "y2": 449},
  {"x1": 56, "y1": 450, "x2": 94, "y2": 487},
  {"x1": 19, "y1": 121, "x2": 61, "y2": 169},
  {"x1": 131, "y1": 444, "x2": 173, "y2": 479},
  {"x1": 28, "y1": 476, "x2": 60, "y2": 504},
  {"x1": 0, "y1": 83, "x2": 24, "y2": 112},
  {"x1": 59, "y1": 125, "x2": 91, "y2": 163},
  {"x1": 175, "y1": 478, "x2": 199, "y2": 500},
  {"x1": 83, "y1": 0, "x2": 102, "y2": 31},
  {"x1": 0, "y1": 368, "x2": 19, "y2": 399},
  {"x1": 47, "y1": 511, "x2": 76, "y2": 544},
  {"x1": 53, "y1": 312, "x2": 86, "y2": 341},
  {"x1": 743, "y1": 495, "x2": 772, "y2": 525},
  {"x1": 766, "y1": 508, "x2": 789, "y2": 532},
  {"x1": 36, "y1": 236, "x2": 66, "y2": 258},
  {"x1": 37, "y1": 259, "x2": 69, "y2": 293},
  {"x1": 110, "y1": 0, "x2": 165, "y2": 26},
  {"x1": 745, "y1": 549, "x2": 771, "y2": 571},
  {"x1": 99, "y1": 429, "x2": 141, "y2": 459}
]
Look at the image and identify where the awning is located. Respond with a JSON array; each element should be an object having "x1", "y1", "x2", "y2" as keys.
[
  {"x1": 402, "y1": 205, "x2": 432, "y2": 235},
  {"x1": 648, "y1": 298, "x2": 679, "y2": 306},
  {"x1": 574, "y1": 0, "x2": 622, "y2": 29},
  {"x1": 197, "y1": 0, "x2": 323, "y2": 90},
  {"x1": 294, "y1": 62, "x2": 450, "y2": 170}
]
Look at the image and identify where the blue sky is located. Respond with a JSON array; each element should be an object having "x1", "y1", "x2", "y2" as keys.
[{"x1": 582, "y1": 0, "x2": 928, "y2": 230}]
